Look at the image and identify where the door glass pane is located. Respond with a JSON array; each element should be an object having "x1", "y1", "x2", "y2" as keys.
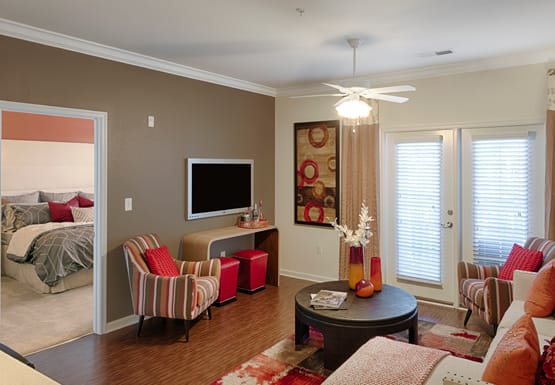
[
  {"x1": 395, "y1": 140, "x2": 442, "y2": 283},
  {"x1": 471, "y1": 136, "x2": 532, "y2": 265}
]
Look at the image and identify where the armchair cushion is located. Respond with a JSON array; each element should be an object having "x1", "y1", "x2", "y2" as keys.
[
  {"x1": 460, "y1": 279, "x2": 485, "y2": 309},
  {"x1": 498, "y1": 243, "x2": 543, "y2": 280},
  {"x1": 144, "y1": 245, "x2": 180, "y2": 277}
]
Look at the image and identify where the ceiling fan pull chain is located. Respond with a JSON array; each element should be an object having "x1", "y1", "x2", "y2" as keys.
[{"x1": 353, "y1": 45, "x2": 356, "y2": 77}]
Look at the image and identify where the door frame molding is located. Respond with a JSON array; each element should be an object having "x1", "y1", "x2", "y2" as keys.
[{"x1": 0, "y1": 100, "x2": 107, "y2": 334}]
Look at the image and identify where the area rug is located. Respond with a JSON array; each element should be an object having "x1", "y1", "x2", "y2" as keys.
[
  {"x1": 390, "y1": 320, "x2": 492, "y2": 363},
  {"x1": 210, "y1": 321, "x2": 492, "y2": 385}
]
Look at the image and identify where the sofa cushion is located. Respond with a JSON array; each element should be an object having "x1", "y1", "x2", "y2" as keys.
[
  {"x1": 498, "y1": 300, "x2": 555, "y2": 344},
  {"x1": 144, "y1": 245, "x2": 180, "y2": 277},
  {"x1": 482, "y1": 313, "x2": 540, "y2": 385},
  {"x1": 498, "y1": 243, "x2": 543, "y2": 280},
  {"x1": 524, "y1": 261, "x2": 555, "y2": 317},
  {"x1": 423, "y1": 355, "x2": 485, "y2": 385}
]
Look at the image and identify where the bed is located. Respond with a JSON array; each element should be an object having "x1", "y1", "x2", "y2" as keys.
[{"x1": 1, "y1": 190, "x2": 94, "y2": 294}]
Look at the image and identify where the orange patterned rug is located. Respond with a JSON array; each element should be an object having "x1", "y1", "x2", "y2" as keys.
[{"x1": 210, "y1": 321, "x2": 491, "y2": 385}]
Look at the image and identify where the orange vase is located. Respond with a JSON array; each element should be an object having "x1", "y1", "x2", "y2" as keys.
[
  {"x1": 370, "y1": 256, "x2": 383, "y2": 291},
  {"x1": 348, "y1": 246, "x2": 365, "y2": 290}
]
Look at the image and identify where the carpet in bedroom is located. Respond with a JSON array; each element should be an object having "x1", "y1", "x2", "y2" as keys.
[{"x1": 0, "y1": 277, "x2": 92, "y2": 355}]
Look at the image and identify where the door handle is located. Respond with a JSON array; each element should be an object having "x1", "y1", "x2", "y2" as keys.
[{"x1": 441, "y1": 221, "x2": 453, "y2": 228}]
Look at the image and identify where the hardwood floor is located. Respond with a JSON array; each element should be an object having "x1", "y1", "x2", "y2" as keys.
[{"x1": 27, "y1": 276, "x2": 492, "y2": 385}]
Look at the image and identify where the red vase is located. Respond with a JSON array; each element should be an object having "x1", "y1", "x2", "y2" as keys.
[
  {"x1": 348, "y1": 246, "x2": 364, "y2": 290},
  {"x1": 370, "y1": 256, "x2": 383, "y2": 291}
]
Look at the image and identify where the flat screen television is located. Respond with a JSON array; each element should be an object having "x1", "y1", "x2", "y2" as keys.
[{"x1": 187, "y1": 158, "x2": 254, "y2": 220}]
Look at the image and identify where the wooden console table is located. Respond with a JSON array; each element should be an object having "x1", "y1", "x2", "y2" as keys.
[{"x1": 181, "y1": 226, "x2": 279, "y2": 286}]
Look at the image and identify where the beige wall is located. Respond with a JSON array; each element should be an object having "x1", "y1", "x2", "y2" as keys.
[
  {"x1": 276, "y1": 63, "x2": 547, "y2": 282},
  {"x1": 0, "y1": 36, "x2": 275, "y2": 322}
]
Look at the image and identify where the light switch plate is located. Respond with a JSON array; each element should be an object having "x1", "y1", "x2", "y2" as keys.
[
  {"x1": 124, "y1": 198, "x2": 133, "y2": 211},
  {"x1": 147, "y1": 115, "x2": 155, "y2": 128}
]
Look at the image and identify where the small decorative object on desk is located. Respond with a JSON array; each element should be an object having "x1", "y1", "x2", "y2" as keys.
[
  {"x1": 238, "y1": 200, "x2": 269, "y2": 228},
  {"x1": 310, "y1": 289, "x2": 347, "y2": 309},
  {"x1": 331, "y1": 202, "x2": 375, "y2": 290}
]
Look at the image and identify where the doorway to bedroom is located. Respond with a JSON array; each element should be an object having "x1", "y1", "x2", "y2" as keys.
[{"x1": 0, "y1": 101, "x2": 107, "y2": 355}]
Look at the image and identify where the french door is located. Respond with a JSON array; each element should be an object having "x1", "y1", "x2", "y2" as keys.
[{"x1": 383, "y1": 130, "x2": 456, "y2": 303}]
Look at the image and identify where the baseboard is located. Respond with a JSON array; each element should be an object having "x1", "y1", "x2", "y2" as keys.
[
  {"x1": 280, "y1": 269, "x2": 336, "y2": 283},
  {"x1": 105, "y1": 314, "x2": 148, "y2": 334}
]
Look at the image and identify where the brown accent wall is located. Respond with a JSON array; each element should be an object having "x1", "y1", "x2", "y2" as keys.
[{"x1": 0, "y1": 36, "x2": 275, "y2": 322}]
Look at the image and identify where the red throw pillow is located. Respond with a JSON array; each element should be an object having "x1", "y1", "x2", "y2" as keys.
[
  {"x1": 48, "y1": 197, "x2": 79, "y2": 222},
  {"x1": 144, "y1": 245, "x2": 179, "y2": 277},
  {"x1": 78, "y1": 195, "x2": 94, "y2": 207},
  {"x1": 498, "y1": 243, "x2": 543, "y2": 280}
]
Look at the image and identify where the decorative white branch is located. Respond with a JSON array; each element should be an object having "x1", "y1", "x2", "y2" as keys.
[{"x1": 331, "y1": 202, "x2": 374, "y2": 247}]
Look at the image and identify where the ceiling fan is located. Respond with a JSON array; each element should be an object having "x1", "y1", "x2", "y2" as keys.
[{"x1": 292, "y1": 38, "x2": 416, "y2": 119}]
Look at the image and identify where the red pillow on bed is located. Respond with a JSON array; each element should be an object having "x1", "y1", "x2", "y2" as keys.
[
  {"x1": 144, "y1": 245, "x2": 180, "y2": 277},
  {"x1": 48, "y1": 197, "x2": 79, "y2": 222},
  {"x1": 78, "y1": 195, "x2": 94, "y2": 207}
]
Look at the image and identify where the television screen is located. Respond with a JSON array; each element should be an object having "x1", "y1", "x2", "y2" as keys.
[{"x1": 187, "y1": 158, "x2": 253, "y2": 220}]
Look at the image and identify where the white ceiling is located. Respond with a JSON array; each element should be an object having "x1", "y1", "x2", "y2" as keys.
[{"x1": 1, "y1": 0, "x2": 555, "y2": 96}]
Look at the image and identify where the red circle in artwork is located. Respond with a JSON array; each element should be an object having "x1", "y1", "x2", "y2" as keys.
[
  {"x1": 299, "y1": 159, "x2": 319, "y2": 184},
  {"x1": 308, "y1": 125, "x2": 329, "y2": 148},
  {"x1": 304, "y1": 201, "x2": 325, "y2": 223}
]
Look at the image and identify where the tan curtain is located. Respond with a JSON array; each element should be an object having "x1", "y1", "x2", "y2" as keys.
[
  {"x1": 338, "y1": 100, "x2": 380, "y2": 279},
  {"x1": 546, "y1": 68, "x2": 555, "y2": 240}
]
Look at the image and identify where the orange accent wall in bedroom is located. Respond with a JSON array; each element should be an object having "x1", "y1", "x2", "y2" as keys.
[{"x1": 2, "y1": 111, "x2": 94, "y2": 143}]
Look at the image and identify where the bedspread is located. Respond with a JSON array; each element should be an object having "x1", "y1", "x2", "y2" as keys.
[{"x1": 6, "y1": 223, "x2": 94, "y2": 286}]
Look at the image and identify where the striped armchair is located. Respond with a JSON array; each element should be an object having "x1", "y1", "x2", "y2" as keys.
[
  {"x1": 458, "y1": 237, "x2": 555, "y2": 333},
  {"x1": 123, "y1": 233, "x2": 220, "y2": 342}
]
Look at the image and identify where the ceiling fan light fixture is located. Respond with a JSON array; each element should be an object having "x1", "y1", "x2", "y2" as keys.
[{"x1": 335, "y1": 97, "x2": 371, "y2": 120}]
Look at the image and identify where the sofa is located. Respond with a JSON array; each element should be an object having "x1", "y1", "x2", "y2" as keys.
[{"x1": 323, "y1": 268, "x2": 554, "y2": 385}]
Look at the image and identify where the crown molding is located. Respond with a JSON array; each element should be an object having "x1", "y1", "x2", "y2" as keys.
[
  {"x1": 2, "y1": 17, "x2": 554, "y2": 100},
  {"x1": 278, "y1": 46, "x2": 555, "y2": 97},
  {"x1": 0, "y1": 18, "x2": 277, "y2": 97}
]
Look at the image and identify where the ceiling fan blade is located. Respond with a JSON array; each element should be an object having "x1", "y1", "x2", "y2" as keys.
[
  {"x1": 365, "y1": 85, "x2": 416, "y2": 94},
  {"x1": 322, "y1": 82, "x2": 353, "y2": 94},
  {"x1": 364, "y1": 93, "x2": 409, "y2": 103},
  {"x1": 290, "y1": 93, "x2": 345, "y2": 99}
]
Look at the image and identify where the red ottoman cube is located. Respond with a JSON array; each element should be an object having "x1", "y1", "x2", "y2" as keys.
[
  {"x1": 234, "y1": 249, "x2": 268, "y2": 293},
  {"x1": 216, "y1": 257, "x2": 240, "y2": 305}
]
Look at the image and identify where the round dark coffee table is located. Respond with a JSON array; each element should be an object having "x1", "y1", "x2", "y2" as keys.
[{"x1": 295, "y1": 280, "x2": 418, "y2": 370}]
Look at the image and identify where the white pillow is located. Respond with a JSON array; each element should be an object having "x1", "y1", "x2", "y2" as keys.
[{"x1": 71, "y1": 207, "x2": 94, "y2": 222}]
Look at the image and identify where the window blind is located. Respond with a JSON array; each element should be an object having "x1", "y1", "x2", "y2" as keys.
[
  {"x1": 395, "y1": 140, "x2": 442, "y2": 283},
  {"x1": 471, "y1": 136, "x2": 533, "y2": 265}
]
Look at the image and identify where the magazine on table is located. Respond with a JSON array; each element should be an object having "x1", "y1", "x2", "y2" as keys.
[{"x1": 310, "y1": 290, "x2": 348, "y2": 309}]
